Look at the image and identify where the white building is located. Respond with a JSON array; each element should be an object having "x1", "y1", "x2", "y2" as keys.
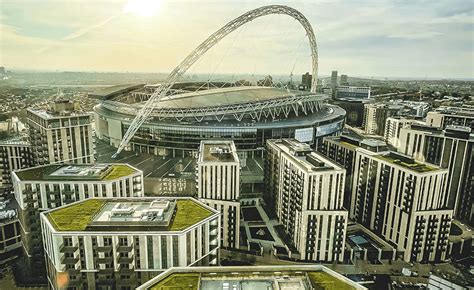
[
  {"x1": 384, "y1": 117, "x2": 423, "y2": 148},
  {"x1": 352, "y1": 150, "x2": 452, "y2": 262},
  {"x1": 197, "y1": 140, "x2": 240, "y2": 249},
  {"x1": 12, "y1": 163, "x2": 143, "y2": 257},
  {"x1": 40, "y1": 197, "x2": 220, "y2": 289},
  {"x1": 266, "y1": 139, "x2": 348, "y2": 262},
  {"x1": 426, "y1": 106, "x2": 474, "y2": 129},
  {"x1": 27, "y1": 100, "x2": 94, "y2": 165},
  {"x1": 336, "y1": 86, "x2": 371, "y2": 99},
  {"x1": 397, "y1": 124, "x2": 474, "y2": 224}
]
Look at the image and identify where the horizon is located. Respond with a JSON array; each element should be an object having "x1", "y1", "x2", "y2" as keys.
[{"x1": 1, "y1": 0, "x2": 473, "y2": 80}]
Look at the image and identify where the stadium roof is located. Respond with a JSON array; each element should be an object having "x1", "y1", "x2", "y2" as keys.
[{"x1": 143, "y1": 86, "x2": 318, "y2": 109}]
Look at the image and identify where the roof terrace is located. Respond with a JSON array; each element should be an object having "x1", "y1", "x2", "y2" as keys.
[
  {"x1": 200, "y1": 140, "x2": 239, "y2": 163},
  {"x1": 14, "y1": 164, "x2": 138, "y2": 181},
  {"x1": 45, "y1": 198, "x2": 216, "y2": 232},
  {"x1": 375, "y1": 152, "x2": 438, "y2": 173},
  {"x1": 139, "y1": 265, "x2": 366, "y2": 290}
]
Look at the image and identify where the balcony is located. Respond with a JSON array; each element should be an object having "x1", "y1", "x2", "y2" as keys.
[
  {"x1": 97, "y1": 268, "x2": 115, "y2": 274},
  {"x1": 96, "y1": 256, "x2": 114, "y2": 264},
  {"x1": 59, "y1": 244, "x2": 79, "y2": 253},
  {"x1": 95, "y1": 245, "x2": 113, "y2": 252},
  {"x1": 118, "y1": 265, "x2": 135, "y2": 274},
  {"x1": 117, "y1": 256, "x2": 133, "y2": 264},
  {"x1": 61, "y1": 256, "x2": 79, "y2": 265},
  {"x1": 116, "y1": 244, "x2": 133, "y2": 252}
]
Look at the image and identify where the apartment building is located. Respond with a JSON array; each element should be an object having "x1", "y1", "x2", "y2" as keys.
[
  {"x1": 397, "y1": 124, "x2": 474, "y2": 224},
  {"x1": 12, "y1": 163, "x2": 143, "y2": 257},
  {"x1": 317, "y1": 131, "x2": 388, "y2": 212},
  {"x1": 196, "y1": 140, "x2": 240, "y2": 249},
  {"x1": 0, "y1": 136, "x2": 34, "y2": 198},
  {"x1": 266, "y1": 139, "x2": 348, "y2": 262},
  {"x1": 27, "y1": 100, "x2": 94, "y2": 165},
  {"x1": 40, "y1": 197, "x2": 220, "y2": 290},
  {"x1": 352, "y1": 150, "x2": 452, "y2": 262},
  {"x1": 384, "y1": 117, "x2": 422, "y2": 148},
  {"x1": 426, "y1": 106, "x2": 474, "y2": 129}
]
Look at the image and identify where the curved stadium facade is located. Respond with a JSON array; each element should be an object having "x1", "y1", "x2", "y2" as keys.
[{"x1": 93, "y1": 82, "x2": 346, "y2": 157}]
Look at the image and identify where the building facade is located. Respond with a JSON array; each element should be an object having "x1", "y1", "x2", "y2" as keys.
[
  {"x1": 363, "y1": 103, "x2": 402, "y2": 136},
  {"x1": 397, "y1": 124, "x2": 474, "y2": 224},
  {"x1": 384, "y1": 117, "x2": 423, "y2": 148},
  {"x1": 336, "y1": 86, "x2": 370, "y2": 99},
  {"x1": 0, "y1": 136, "x2": 34, "y2": 198},
  {"x1": 13, "y1": 163, "x2": 143, "y2": 257},
  {"x1": 317, "y1": 131, "x2": 388, "y2": 213},
  {"x1": 27, "y1": 101, "x2": 94, "y2": 165},
  {"x1": 40, "y1": 197, "x2": 220, "y2": 290},
  {"x1": 196, "y1": 140, "x2": 240, "y2": 249},
  {"x1": 266, "y1": 139, "x2": 348, "y2": 262},
  {"x1": 352, "y1": 150, "x2": 452, "y2": 262},
  {"x1": 426, "y1": 106, "x2": 474, "y2": 129}
]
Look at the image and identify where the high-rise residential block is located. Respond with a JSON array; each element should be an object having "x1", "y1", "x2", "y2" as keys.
[
  {"x1": 317, "y1": 131, "x2": 388, "y2": 212},
  {"x1": 340, "y1": 74, "x2": 348, "y2": 85},
  {"x1": 352, "y1": 150, "x2": 452, "y2": 262},
  {"x1": 331, "y1": 71, "x2": 338, "y2": 97},
  {"x1": 397, "y1": 124, "x2": 474, "y2": 224},
  {"x1": 27, "y1": 100, "x2": 94, "y2": 165},
  {"x1": 196, "y1": 140, "x2": 240, "y2": 249},
  {"x1": 0, "y1": 136, "x2": 34, "y2": 198},
  {"x1": 301, "y1": 72, "x2": 312, "y2": 90},
  {"x1": 384, "y1": 117, "x2": 423, "y2": 148},
  {"x1": 13, "y1": 163, "x2": 143, "y2": 257},
  {"x1": 40, "y1": 197, "x2": 220, "y2": 289},
  {"x1": 363, "y1": 103, "x2": 403, "y2": 136},
  {"x1": 426, "y1": 106, "x2": 474, "y2": 129},
  {"x1": 266, "y1": 139, "x2": 348, "y2": 262}
]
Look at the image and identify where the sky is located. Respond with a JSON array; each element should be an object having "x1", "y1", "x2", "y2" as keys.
[{"x1": 0, "y1": 0, "x2": 473, "y2": 79}]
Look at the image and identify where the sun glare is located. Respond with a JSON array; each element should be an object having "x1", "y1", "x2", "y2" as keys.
[{"x1": 123, "y1": 0, "x2": 161, "y2": 17}]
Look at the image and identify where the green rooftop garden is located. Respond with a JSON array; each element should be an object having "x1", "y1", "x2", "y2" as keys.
[
  {"x1": 47, "y1": 199, "x2": 105, "y2": 231},
  {"x1": 377, "y1": 154, "x2": 437, "y2": 173},
  {"x1": 103, "y1": 164, "x2": 137, "y2": 180},
  {"x1": 15, "y1": 165, "x2": 62, "y2": 181},
  {"x1": 150, "y1": 273, "x2": 200, "y2": 290},
  {"x1": 169, "y1": 199, "x2": 214, "y2": 231},
  {"x1": 307, "y1": 272, "x2": 357, "y2": 290}
]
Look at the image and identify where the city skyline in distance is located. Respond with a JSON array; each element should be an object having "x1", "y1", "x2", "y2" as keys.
[{"x1": 1, "y1": 0, "x2": 473, "y2": 79}]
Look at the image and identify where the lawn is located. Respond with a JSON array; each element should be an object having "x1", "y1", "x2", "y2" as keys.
[
  {"x1": 307, "y1": 272, "x2": 357, "y2": 290},
  {"x1": 47, "y1": 199, "x2": 105, "y2": 231},
  {"x1": 169, "y1": 199, "x2": 214, "y2": 231},
  {"x1": 103, "y1": 164, "x2": 137, "y2": 180},
  {"x1": 241, "y1": 207, "x2": 263, "y2": 222},
  {"x1": 15, "y1": 165, "x2": 62, "y2": 181},
  {"x1": 150, "y1": 273, "x2": 200, "y2": 290}
]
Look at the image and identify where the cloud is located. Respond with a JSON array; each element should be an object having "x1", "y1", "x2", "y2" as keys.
[{"x1": 0, "y1": 0, "x2": 473, "y2": 78}]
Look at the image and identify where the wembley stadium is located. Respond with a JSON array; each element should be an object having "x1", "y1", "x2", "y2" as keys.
[{"x1": 93, "y1": 82, "x2": 346, "y2": 158}]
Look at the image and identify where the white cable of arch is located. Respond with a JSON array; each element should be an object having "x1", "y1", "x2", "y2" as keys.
[{"x1": 113, "y1": 5, "x2": 318, "y2": 158}]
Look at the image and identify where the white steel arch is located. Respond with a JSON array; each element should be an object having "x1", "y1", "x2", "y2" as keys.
[{"x1": 113, "y1": 5, "x2": 319, "y2": 157}]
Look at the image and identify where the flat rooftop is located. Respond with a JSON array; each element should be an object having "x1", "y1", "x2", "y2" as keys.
[
  {"x1": 14, "y1": 164, "x2": 138, "y2": 181},
  {"x1": 27, "y1": 108, "x2": 91, "y2": 119},
  {"x1": 200, "y1": 141, "x2": 239, "y2": 163},
  {"x1": 375, "y1": 152, "x2": 438, "y2": 173},
  {"x1": 45, "y1": 197, "x2": 216, "y2": 232},
  {"x1": 270, "y1": 139, "x2": 341, "y2": 172},
  {"x1": 139, "y1": 265, "x2": 366, "y2": 290}
]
